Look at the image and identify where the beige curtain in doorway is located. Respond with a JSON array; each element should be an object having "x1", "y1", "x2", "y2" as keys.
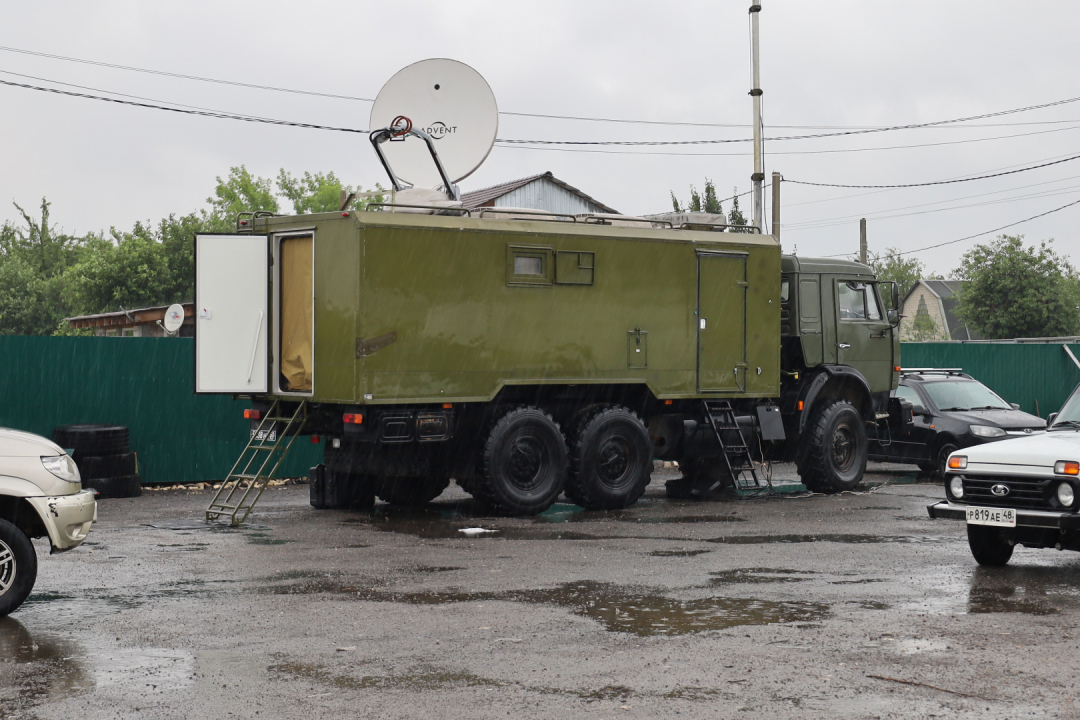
[{"x1": 280, "y1": 236, "x2": 313, "y2": 392}]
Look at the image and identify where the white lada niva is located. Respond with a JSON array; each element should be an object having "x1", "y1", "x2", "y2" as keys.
[
  {"x1": 929, "y1": 381, "x2": 1080, "y2": 566},
  {"x1": 0, "y1": 427, "x2": 97, "y2": 616}
]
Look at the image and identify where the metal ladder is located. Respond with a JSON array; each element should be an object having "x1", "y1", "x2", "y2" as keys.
[
  {"x1": 701, "y1": 400, "x2": 763, "y2": 491},
  {"x1": 206, "y1": 400, "x2": 307, "y2": 524}
]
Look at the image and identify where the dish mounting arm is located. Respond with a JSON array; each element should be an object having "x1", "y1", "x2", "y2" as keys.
[{"x1": 369, "y1": 122, "x2": 459, "y2": 200}]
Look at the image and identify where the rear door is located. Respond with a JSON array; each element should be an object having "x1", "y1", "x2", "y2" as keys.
[
  {"x1": 697, "y1": 252, "x2": 748, "y2": 392},
  {"x1": 195, "y1": 234, "x2": 269, "y2": 393}
]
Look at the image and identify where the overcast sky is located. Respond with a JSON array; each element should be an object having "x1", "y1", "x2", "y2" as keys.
[{"x1": 2, "y1": 0, "x2": 1079, "y2": 275}]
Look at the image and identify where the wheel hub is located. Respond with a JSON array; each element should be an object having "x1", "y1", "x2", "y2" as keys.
[
  {"x1": 596, "y1": 437, "x2": 632, "y2": 487},
  {"x1": 0, "y1": 538, "x2": 15, "y2": 597},
  {"x1": 831, "y1": 423, "x2": 855, "y2": 471},
  {"x1": 507, "y1": 436, "x2": 545, "y2": 490}
]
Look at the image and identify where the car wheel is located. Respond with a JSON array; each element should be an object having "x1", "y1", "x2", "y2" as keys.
[
  {"x1": 566, "y1": 406, "x2": 652, "y2": 510},
  {"x1": 967, "y1": 524, "x2": 1014, "y2": 567},
  {"x1": 797, "y1": 400, "x2": 868, "y2": 493},
  {"x1": 932, "y1": 442, "x2": 959, "y2": 481},
  {"x1": 0, "y1": 519, "x2": 37, "y2": 618},
  {"x1": 479, "y1": 407, "x2": 567, "y2": 515}
]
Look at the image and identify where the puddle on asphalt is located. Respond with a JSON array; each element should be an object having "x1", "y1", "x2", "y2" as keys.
[
  {"x1": 265, "y1": 578, "x2": 828, "y2": 636},
  {"x1": 648, "y1": 549, "x2": 713, "y2": 557},
  {"x1": 706, "y1": 533, "x2": 955, "y2": 545},
  {"x1": 709, "y1": 568, "x2": 813, "y2": 585},
  {"x1": 536, "y1": 504, "x2": 744, "y2": 525},
  {"x1": 0, "y1": 617, "x2": 91, "y2": 707},
  {"x1": 965, "y1": 566, "x2": 1079, "y2": 615}
]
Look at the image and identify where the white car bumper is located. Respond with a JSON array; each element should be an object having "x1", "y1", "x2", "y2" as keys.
[{"x1": 26, "y1": 490, "x2": 97, "y2": 552}]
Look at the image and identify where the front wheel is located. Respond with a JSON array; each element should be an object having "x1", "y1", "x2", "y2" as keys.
[
  {"x1": 0, "y1": 519, "x2": 37, "y2": 618},
  {"x1": 932, "y1": 442, "x2": 959, "y2": 481},
  {"x1": 798, "y1": 399, "x2": 868, "y2": 493},
  {"x1": 967, "y1": 524, "x2": 1014, "y2": 567}
]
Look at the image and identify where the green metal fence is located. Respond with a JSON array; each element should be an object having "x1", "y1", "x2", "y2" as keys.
[
  {"x1": 0, "y1": 337, "x2": 321, "y2": 485},
  {"x1": 900, "y1": 342, "x2": 1080, "y2": 418}
]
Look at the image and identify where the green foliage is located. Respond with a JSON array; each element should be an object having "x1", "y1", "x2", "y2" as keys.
[
  {"x1": 727, "y1": 189, "x2": 752, "y2": 233},
  {"x1": 954, "y1": 234, "x2": 1080, "y2": 339},
  {"x1": 0, "y1": 166, "x2": 381, "y2": 335},
  {"x1": 865, "y1": 247, "x2": 924, "y2": 311},
  {"x1": 670, "y1": 179, "x2": 723, "y2": 215}
]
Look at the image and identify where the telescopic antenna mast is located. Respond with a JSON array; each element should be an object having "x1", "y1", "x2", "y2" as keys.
[{"x1": 750, "y1": 2, "x2": 764, "y2": 232}]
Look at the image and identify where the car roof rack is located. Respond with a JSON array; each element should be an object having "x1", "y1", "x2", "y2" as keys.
[{"x1": 899, "y1": 368, "x2": 968, "y2": 376}]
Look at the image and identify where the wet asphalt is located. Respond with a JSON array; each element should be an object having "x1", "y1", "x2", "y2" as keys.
[{"x1": 3, "y1": 464, "x2": 1080, "y2": 720}]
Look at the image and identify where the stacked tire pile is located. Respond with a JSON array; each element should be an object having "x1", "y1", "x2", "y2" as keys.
[{"x1": 52, "y1": 424, "x2": 141, "y2": 498}]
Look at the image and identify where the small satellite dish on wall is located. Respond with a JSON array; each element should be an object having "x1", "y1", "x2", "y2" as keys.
[
  {"x1": 163, "y1": 304, "x2": 185, "y2": 334},
  {"x1": 370, "y1": 59, "x2": 498, "y2": 190}
]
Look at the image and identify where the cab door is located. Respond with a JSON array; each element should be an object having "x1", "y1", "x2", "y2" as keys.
[
  {"x1": 835, "y1": 279, "x2": 894, "y2": 393},
  {"x1": 195, "y1": 234, "x2": 269, "y2": 393},
  {"x1": 697, "y1": 252, "x2": 748, "y2": 392}
]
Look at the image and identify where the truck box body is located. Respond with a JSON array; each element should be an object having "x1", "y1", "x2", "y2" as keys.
[{"x1": 196, "y1": 211, "x2": 782, "y2": 406}]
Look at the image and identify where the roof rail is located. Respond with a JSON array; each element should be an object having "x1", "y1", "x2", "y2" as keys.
[{"x1": 899, "y1": 368, "x2": 966, "y2": 375}]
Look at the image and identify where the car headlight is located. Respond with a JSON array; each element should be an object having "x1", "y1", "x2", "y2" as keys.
[
  {"x1": 1057, "y1": 482, "x2": 1075, "y2": 507},
  {"x1": 970, "y1": 425, "x2": 1006, "y2": 438},
  {"x1": 1054, "y1": 461, "x2": 1080, "y2": 476},
  {"x1": 948, "y1": 476, "x2": 964, "y2": 500},
  {"x1": 41, "y1": 455, "x2": 81, "y2": 483}
]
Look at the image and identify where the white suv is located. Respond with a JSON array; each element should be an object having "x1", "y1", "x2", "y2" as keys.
[
  {"x1": 928, "y1": 381, "x2": 1080, "y2": 566},
  {"x1": 0, "y1": 427, "x2": 97, "y2": 616}
]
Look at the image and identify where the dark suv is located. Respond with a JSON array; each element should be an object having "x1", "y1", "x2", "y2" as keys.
[{"x1": 869, "y1": 369, "x2": 1045, "y2": 477}]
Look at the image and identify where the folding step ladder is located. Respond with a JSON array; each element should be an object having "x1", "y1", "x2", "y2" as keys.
[
  {"x1": 206, "y1": 400, "x2": 307, "y2": 524},
  {"x1": 701, "y1": 400, "x2": 766, "y2": 492}
]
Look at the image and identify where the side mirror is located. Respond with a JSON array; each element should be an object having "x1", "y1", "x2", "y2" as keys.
[
  {"x1": 912, "y1": 405, "x2": 929, "y2": 417},
  {"x1": 1010, "y1": 403, "x2": 1021, "y2": 411},
  {"x1": 1048, "y1": 412, "x2": 1058, "y2": 426},
  {"x1": 887, "y1": 309, "x2": 899, "y2": 324},
  {"x1": 891, "y1": 281, "x2": 899, "y2": 311}
]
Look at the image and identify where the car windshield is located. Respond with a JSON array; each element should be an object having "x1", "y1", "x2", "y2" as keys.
[
  {"x1": 1052, "y1": 384, "x2": 1080, "y2": 428},
  {"x1": 921, "y1": 378, "x2": 1010, "y2": 411}
]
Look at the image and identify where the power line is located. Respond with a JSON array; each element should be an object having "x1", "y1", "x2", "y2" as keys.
[
  {"x1": 823, "y1": 197, "x2": 1080, "y2": 257},
  {"x1": 5, "y1": 44, "x2": 1080, "y2": 133}
]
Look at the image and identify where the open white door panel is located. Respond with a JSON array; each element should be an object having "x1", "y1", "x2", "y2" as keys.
[{"x1": 195, "y1": 234, "x2": 269, "y2": 394}]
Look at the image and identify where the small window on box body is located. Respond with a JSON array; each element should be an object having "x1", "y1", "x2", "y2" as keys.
[{"x1": 507, "y1": 245, "x2": 554, "y2": 286}]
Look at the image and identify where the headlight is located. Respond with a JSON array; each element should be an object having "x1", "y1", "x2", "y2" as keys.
[
  {"x1": 970, "y1": 425, "x2": 1006, "y2": 438},
  {"x1": 948, "y1": 455, "x2": 968, "y2": 471},
  {"x1": 948, "y1": 476, "x2": 964, "y2": 500},
  {"x1": 1054, "y1": 461, "x2": 1080, "y2": 476},
  {"x1": 40, "y1": 455, "x2": 81, "y2": 483},
  {"x1": 1058, "y1": 482, "x2": 1076, "y2": 507}
]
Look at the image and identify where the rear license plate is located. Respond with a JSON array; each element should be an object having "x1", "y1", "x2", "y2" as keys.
[{"x1": 966, "y1": 506, "x2": 1016, "y2": 527}]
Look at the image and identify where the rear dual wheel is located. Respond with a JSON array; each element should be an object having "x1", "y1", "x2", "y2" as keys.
[
  {"x1": 478, "y1": 407, "x2": 568, "y2": 515},
  {"x1": 566, "y1": 406, "x2": 653, "y2": 510}
]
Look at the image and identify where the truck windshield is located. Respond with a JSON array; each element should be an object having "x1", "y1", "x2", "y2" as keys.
[{"x1": 922, "y1": 379, "x2": 1010, "y2": 411}]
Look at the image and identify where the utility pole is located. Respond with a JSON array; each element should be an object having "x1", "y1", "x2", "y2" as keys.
[
  {"x1": 859, "y1": 218, "x2": 867, "y2": 264},
  {"x1": 750, "y1": 2, "x2": 764, "y2": 232},
  {"x1": 771, "y1": 171, "x2": 781, "y2": 242}
]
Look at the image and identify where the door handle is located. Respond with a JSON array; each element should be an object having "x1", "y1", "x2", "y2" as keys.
[{"x1": 838, "y1": 343, "x2": 851, "y2": 349}]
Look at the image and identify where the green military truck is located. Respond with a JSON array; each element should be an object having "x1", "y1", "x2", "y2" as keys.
[{"x1": 195, "y1": 208, "x2": 904, "y2": 518}]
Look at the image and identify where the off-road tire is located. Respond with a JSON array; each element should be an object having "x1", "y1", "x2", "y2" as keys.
[
  {"x1": 797, "y1": 399, "x2": 867, "y2": 493},
  {"x1": 83, "y1": 474, "x2": 142, "y2": 499},
  {"x1": 932, "y1": 442, "x2": 959, "y2": 482},
  {"x1": 478, "y1": 407, "x2": 567, "y2": 515},
  {"x1": 967, "y1": 524, "x2": 1014, "y2": 567},
  {"x1": 76, "y1": 453, "x2": 137, "y2": 480},
  {"x1": 565, "y1": 406, "x2": 652, "y2": 510},
  {"x1": 377, "y1": 476, "x2": 451, "y2": 507},
  {"x1": 665, "y1": 458, "x2": 735, "y2": 499},
  {"x1": 561, "y1": 405, "x2": 610, "y2": 506},
  {"x1": 0, "y1": 519, "x2": 37, "y2": 618},
  {"x1": 52, "y1": 425, "x2": 129, "y2": 457}
]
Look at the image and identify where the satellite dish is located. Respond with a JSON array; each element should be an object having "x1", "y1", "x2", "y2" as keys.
[
  {"x1": 163, "y1": 304, "x2": 185, "y2": 334},
  {"x1": 370, "y1": 59, "x2": 498, "y2": 190}
]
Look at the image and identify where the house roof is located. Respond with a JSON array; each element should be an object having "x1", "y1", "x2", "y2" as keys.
[
  {"x1": 460, "y1": 171, "x2": 620, "y2": 214},
  {"x1": 65, "y1": 303, "x2": 194, "y2": 329}
]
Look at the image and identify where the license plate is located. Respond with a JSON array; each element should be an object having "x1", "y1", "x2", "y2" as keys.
[
  {"x1": 250, "y1": 427, "x2": 278, "y2": 442},
  {"x1": 966, "y1": 506, "x2": 1016, "y2": 527}
]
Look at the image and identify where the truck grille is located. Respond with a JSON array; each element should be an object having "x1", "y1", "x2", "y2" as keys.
[{"x1": 962, "y1": 475, "x2": 1050, "y2": 509}]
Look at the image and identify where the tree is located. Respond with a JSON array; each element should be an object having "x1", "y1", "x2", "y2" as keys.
[
  {"x1": 670, "y1": 179, "x2": 723, "y2": 215},
  {"x1": 206, "y1": 166, "x2": 279, "y2": 223},
  {"x1": 954, "y1": 234, "x2": 1080, "y2": 339},
  {"x1": 277, "y1": 170, "x2": 346, "y2": 214},
  {"x1": 727, "y1": 189, "x2": 752, "y2": 233},
  {"x1": 864, "y1": 247, "x2": 923, "y2": 311}
]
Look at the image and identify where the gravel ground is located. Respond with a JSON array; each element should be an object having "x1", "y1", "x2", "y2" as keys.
[{"x1": 3, "y1": 463, "x2": 1079, "y2": 720}]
